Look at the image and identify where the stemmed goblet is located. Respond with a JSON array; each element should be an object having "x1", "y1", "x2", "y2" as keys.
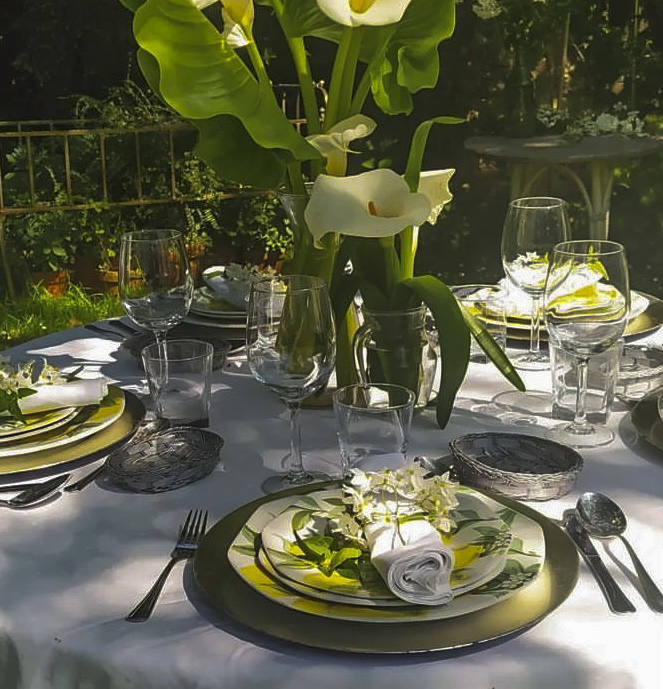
[
  {"x1": 119, "y1": 230, "x2": 194, "y2": 405},
  {"x1": 247, "y1": 275, "x2": 336, "y2": 492},
  {"x1": 501, "y1": 197, "x2": 570, "y2": 371},
  {"x1": 119, "y1": 229, "x2": 194, "y2": 356},
  {"x1": 544, "y1": 240, "x2": 630, "y2": 447}
]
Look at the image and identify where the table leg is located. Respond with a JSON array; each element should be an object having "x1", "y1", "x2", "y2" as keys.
[{"x1": 587, "y1": 160, "x2": 614, "y2": 240}]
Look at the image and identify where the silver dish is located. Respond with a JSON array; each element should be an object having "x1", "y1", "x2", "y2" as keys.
[{"x1": 449, "y1": 432, "x2": 583, "y2": 501}]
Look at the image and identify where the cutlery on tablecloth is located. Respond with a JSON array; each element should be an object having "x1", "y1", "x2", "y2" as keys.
[
  {"x1": 576, "y1": 492, "x2": 663, "y2": 612},
  {"x1": 563, "y1": 510, "x2": 636, "y2": 614},
  {"x1": 84, "y1": 323, "x2": 125, "y2": 340},
  {"x1": 0, "y1": 473, "x2": 69, "y2": 509},
  {"x1": 64, "y1": 418, "x2": 168, "y2": 492},
  {"x1": 126, "y1": 509, "x2": 208, "y2": 622},
  {"x1": 108, "y1": 319, "x2": 142, "y2": 336}
]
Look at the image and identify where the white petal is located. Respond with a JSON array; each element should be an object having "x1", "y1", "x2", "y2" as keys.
[
  {"x1": 221, "y1": 8, "x2": 249, "y2": 47},
  {"x1": 417, "y1": 169, "x2": 455, "y2": 225},
  {"x1": 191, "y1": 0, "x2": 218, "y2": 8},
  {"x1": 306, "y1": 115, "x2": 376, "y2": 176},
  {"x1": 316, "y1": 0, "x2": 414, "y2": 27},
  {"x1": 305, "y1": 169, "x2": 431, "y2": 241}
]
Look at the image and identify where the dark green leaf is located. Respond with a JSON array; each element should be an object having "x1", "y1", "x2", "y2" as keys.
[
  {"x1": 460, "y1": 305, "x2": 525, "y2": 392},
  {"x1": 394, "y1": 276, "x2": 470, "y2": 428},
  {"x1": 404, "y1": 116, "x2": 465, "y2": 193}
]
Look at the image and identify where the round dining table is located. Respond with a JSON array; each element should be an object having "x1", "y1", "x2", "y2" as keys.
[{"x1": 0, "y1": 320, "x2": 662, "y2": 689}]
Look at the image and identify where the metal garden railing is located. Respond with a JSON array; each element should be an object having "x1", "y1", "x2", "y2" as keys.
[{"x1": 0, "y1": 82, "x2": 327, "y2": 298}]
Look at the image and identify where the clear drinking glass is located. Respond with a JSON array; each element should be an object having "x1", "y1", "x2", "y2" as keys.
[
  {"x1": 247, "y1": 275, "x2": 336, "y2": 492},
  {"x1": 544, "y1": 240, "x2": 630, "y2": 447},
  {"x1": 501, "y1": 197, "x2": 570, "y2": 370},
  {"x1": 119, "y1": 229, "x2": 194, "y2": 360},
  {"x1": 333, "y1": 383, "x2": 415, "y2": 476},
  {"x1": 142, "y1": 339, "x2": 213, "y2": 427}
]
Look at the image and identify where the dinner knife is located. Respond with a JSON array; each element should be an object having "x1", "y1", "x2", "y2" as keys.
[
  {"x1": 563, "y1": 510, "x2": 636, "y2": 614},
  {"x1": 0, "y1": 473, "x2": 69, "y2": 508}
]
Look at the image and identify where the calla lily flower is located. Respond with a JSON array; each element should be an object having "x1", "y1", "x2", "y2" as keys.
[
  {"x1": 222, "y1": 0, "x2": 254, "y2": 31},
  {"x1": 417, "y1": 169, "x2": 455, "y2": 225},
  {"x1": 306, "y1": 115, "x2": 376, "y2": 176},
  {"x1": 305, "y1": 169, "x2": 431, "y2": 242},
  {"x1": 316, "y1": 0, "x2": 414, "y2": 27},
  {"x1": 221, "y1": 8, "x2": 249, "y2": 47}
]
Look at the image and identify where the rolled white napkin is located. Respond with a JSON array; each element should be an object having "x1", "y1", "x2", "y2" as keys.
[
  {"x1": 203, "y1": 268, "x2": 249, "y2": 310},
  {"x1": 364, "y1": 518, "x2": 454, "y2": 606},
  {"x1": 12, "y1": 378, "x2": 108, "y2": 415}
]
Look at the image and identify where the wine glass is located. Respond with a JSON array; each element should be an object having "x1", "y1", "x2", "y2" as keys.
[
  {"x1": 544, "y1": 240, "x2": 630, "y2": 447},
  {"x1": 501, "y1": 197, "x2": 570, "y2": 370},
  {"x1": 247, "y1": 275, "x2": 336, "y2": 492},
  {"x1": 119, "y1": 229, "x2": 194, "y2": 355},
  {"x1": 119, "y1": 229, "x2": 194, "y2": 405}
]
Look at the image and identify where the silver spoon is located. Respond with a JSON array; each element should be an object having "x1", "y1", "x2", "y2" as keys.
[{"x1": 577, "y1": 492, "x2": 663, "y2": 612}]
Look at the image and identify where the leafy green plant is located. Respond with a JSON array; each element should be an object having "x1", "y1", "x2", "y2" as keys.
[{"x1": 0, "y1": 283, "x2": 122, "y2": 348}]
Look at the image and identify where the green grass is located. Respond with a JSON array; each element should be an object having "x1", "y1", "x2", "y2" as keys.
[{"x1": 0, "y1": 283, "x2": 123, "y2": 350}]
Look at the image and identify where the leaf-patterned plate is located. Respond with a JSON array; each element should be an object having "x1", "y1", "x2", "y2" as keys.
[
  {"x1": 189, "y1": 287, "x2": 247, "y2": 319},
  {"x1": 261, "y1": 488, "x2": 512, "y2": 603},
  {"x1": 227, "y1": 487, "x2": 545, "y2": 623},
  {"x1": 0, "y1": 386, "x2": 125, "y2": 458},
  {"x1": 0, "y1": 405, "x2": 77, "y2": 438}
]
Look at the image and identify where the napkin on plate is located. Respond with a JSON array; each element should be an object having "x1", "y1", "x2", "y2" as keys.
[
  {"x1": 202, "y1": 266, "x2": 249, "y2": 310},
  {"x1": 364, "y1": 518, "x2": 455, "y2": 606},
  {"x1": 10, "y1": 378, "x2": 108, "y2": 415}
]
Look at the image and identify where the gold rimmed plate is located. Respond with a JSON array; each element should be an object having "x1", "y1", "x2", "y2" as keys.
[
  {"x1": 0, "y1": 386, "x2": 125, "y2": 458},
  {"x1": 0, "y1": 406, "x2": 78, "y2": 441},
  {"x1": 258, "y1": 488, "x2": 519, "y2": 608},
  {"x1": 0, "y1": 389, "x2": 144, "y2": 476},
  {"x1": 194, "y1": 482, "x2": 578, "y2": 653}
]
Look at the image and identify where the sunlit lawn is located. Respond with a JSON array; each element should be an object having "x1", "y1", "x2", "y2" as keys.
[{"x1": 0, "y1": 283, "x2": 123, "y2": 350}]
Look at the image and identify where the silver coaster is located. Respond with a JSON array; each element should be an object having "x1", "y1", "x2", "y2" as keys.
[{"x1": 106, "y1": 426, "x2": 223, "y2": 493}]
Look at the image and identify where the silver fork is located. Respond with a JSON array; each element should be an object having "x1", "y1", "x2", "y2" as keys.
[{"x1": 126, "y1": 509, "x2": 208, "y2": 622}]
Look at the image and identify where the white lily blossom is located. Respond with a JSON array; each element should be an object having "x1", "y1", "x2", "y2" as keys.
[
  {"x1": 305, "y1": 169, "x2": 431, "y2": 242},
  {"x1": 221, "y1": 8, "x2": 249, "y2": 47},
  {"x1": 417, "y1": 169, "x2": 455, "y2": 225},
  {"x1": 316, "y1": 0, "x2": 414, "y2": 27},
  {"x1": 306, "y1": 115, "x2": 376, "y2": 176}
]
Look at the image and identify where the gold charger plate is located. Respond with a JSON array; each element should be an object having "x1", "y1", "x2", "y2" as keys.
[
  {"x1": 193, "y1": 482, "x2": 579, "y2": 654},
  {"x1": 0, "y1": 386, "x2": 125, "y2": 458},
  {"x1": 506, "y1": 291, "x2": 663, "y2": 343},
  {"x1": 0, "y1": 389, "x2": 145, "y2": 476}
]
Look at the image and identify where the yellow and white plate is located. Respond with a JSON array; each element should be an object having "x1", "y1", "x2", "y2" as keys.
[
  {"x1": 0, "y1": 405, "x2": 77, "y2": 438},
  {"x1": 228, "y1": 487, "x2": 545, "y2": 623},
  {"x1": 261, "y1": 488, "x2": 511, "y2": 604},
  {"x1": 0, "y1": 386, "x2": 125, "y2": 458}
]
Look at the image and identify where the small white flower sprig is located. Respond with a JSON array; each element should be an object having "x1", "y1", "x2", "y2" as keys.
[
  {"x1": 340, "y1": 462, "x2": 460, "y2": 541},
  {"x1": 0, "y1": 357, "x2": 67, "y2": 420}
]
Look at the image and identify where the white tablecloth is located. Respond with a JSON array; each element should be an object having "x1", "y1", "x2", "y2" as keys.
[{"x1": 1, "y1": 323, "x2": 662, "y2": 689}]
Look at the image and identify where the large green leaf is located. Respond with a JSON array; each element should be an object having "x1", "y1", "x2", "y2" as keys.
[
  {"x1": 460, "y1": 306, "x2": 525, "y2": 392},
  {"x1": 137, "y1": 48, "x2": 288, "y2": 186},
  {"x1": 370, "y1": 0, "x2": 456, "y2": 115},
  {"x1": 395, "y1": 276, "x2": 469, "y2": 428},
  {"x1": 133, "y1": 0, "x2": 320, "y2": 171},
  {"x1": 277, "y1": 0, "x2": 342, "y2": 41}
]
